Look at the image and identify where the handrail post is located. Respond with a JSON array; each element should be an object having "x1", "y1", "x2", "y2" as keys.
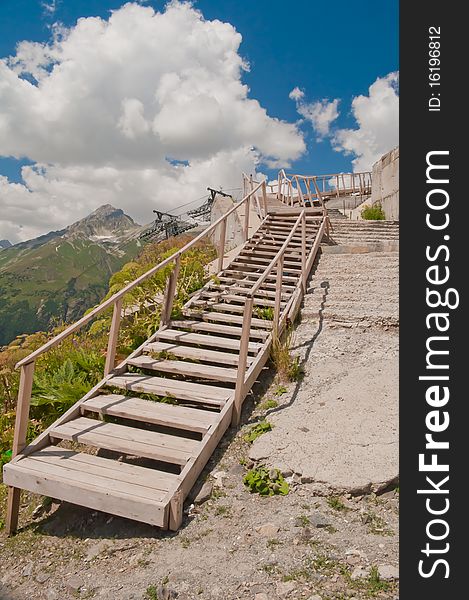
[
  {"x1": 274, "y1": 255, "x2": 284, "y2": 334},
  {"x1": 262, "y1": 181, "x2": 268, "y2": 217},
  {"x1": 5, "y1": 360, "x2": 35, "y2": 535},
  {"x1": 161, "y1": 255, "x2": 181, "y2": 327},
  {"x1": 232, "y1": 296, "x2": 253, "y2": 426},
  {"x1": 104, "y1": 298, "x2": 123, "y2": 376},
  {"x1": 277, "y1": 171, "x2": 281, "y2": 201},
  {"x1": 218, "y1": 218, "x2": 227, "y2": 273},
  {"x1": 243, "y1": 193, "x2": 250, "y2": 242},
  {"x1": 301, "y1": 211, "x2": 307, "y2": 292}
]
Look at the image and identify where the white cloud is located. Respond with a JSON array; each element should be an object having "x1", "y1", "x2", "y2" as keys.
[
  {"x1": 41, "y1": 1, "x2": 58, "y2": 17},
  {"x1": 0, "y1": 1, "x2": 305, "y2": 243},
  {"x1": 332, "y1": 72, "x2": 399, "y2": 171},
  {"x1": 290, "y1": 88, "x2": 340, "y2": 139},
  {"x1": 288, "y1": 87, "x2": 304, "y2": 102}
]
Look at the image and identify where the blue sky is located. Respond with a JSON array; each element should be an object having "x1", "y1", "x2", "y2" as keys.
[
  {"x1": 0, "y1": 0, "x2": 398, "y2": 181},
  {"x1": 0, "y1": 1, "x2": 398, "y2": 241}
]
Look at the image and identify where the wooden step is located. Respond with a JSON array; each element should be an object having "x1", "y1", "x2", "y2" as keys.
[
  {"x1": 227, "y1": 264, "x2": 301, "y2": 277},
  {"x1": 108, "y1": 373, "x2": 232, "y2": 406},
  {"x1": 242, "y1": 253, "x2": 303, "y2": 263},
  {"x1": 154, "y1": 329, "x2": 263, "y2": 353},
  {"x1": 3, "y1": 446, "x2": 173, "y2": 527},
  {"x1": 246, "y1": 241, "x2": 313, "y2": 252},
  {"x1": 82, "y1": 394, "x2": 217, "y2": 433},
  {"x1": 170, "y1": 320, "x2": 269, "y2": 340},
  {"x1": 217, "y1": 277, "x2": 296, "y2": 291},
  {"x1": 50, "y1": 417, "x2": 199, "y2": 465},
  {"x1": 210, "y1": 299, "x2": 281, "y2": 312},
  {"x1": 222, "y1": 269, "x2": 299, "y2": 283},
  {"x1": 205, "y1": 287, "x2": 290, "y2": 301},
  {"x1": 197, "y1": 291, "x2": 278, "y2": 308},
  {"x1": 236, "y1": 255, "x2": 303, "y2": 269},
  {"x1": 127, "y1": 356, "x2": 238, "y2": 383},
  {"x1": 144, "y1": 341, "x2": 253, "y2": 366},
  {"x1": 183, "y1": 310, "x2": 273, "y2": 329}
]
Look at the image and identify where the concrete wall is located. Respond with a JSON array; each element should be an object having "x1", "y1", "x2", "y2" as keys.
[{"x1": 371, "y1": 146, "x2": 399, "y2": 220}]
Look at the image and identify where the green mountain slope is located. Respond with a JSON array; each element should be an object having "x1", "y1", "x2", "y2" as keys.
[{"x1": 0, "y1": 205, "x2": 144, "y2": 346}]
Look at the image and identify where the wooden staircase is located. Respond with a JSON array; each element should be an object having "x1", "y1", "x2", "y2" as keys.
[{"x1": 3, "y1": 179, "x2": 328, "y2": 534}]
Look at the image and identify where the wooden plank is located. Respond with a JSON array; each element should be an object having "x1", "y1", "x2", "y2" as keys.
[
  {"x1": 222, "y1": 269, "x2": 298, "y2": 283},
  {"x1": 20, "y1": 446, "x2": 173, "y2": 499},
  {"x1": 235, "y1": 256, "x2": 302, "y2": 270},
  {"x1": 82, "y1": 394, "x2": 217, "y2": 433},
  {"x1": 108, "y1": 372, "x2": 232, "y2": 405},
  {"x1": 229, "y1": 263, "x2": 302, "y2": 277},
  {"x1": 168, "y1": 489, "x2": 183, "y2": 531},
  {"x1": 144, "y1": 341, "x2": 252, "y2": 366},
  {"x1": 232, "y1": 297, "x2": 253, "y2": 425},
  {"x1": 185, "y1": 310, "x2": 273, "y2": 330},
  {"x1": 6, "y1": 361, "x2": 35, "y2": 534},
  {"x1": 175, "y1": 399, "x2": 233, "y2": 500},
  {"x1": 127, "y1": 356, "x2": 238, "y2": 384},
  {"x1": 154, "y1": 329, "x2": 262, "y2": 353},
  {"x1": 104, "y1": 298, "x2": 123, "y2": 376},
  {"x1": 217, "y1": 277, "x2": 296, "y2": 292},
  {"x1": 169, "y1": 320, "x2": 269, "y2": 340},
  {"x1": 51, "y1": 417, "x2": 199, "y2": 465},
  {"x1": 3, "y1": 457, "x2": 167, "y2": 528}
]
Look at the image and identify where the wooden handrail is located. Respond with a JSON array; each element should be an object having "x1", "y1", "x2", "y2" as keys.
[
  {"x1": 249, "y1": 211, "x2": 305, "y2": 297},
  {"x1": 16, "y1": 179, "x2": 266, "y2": 369}
]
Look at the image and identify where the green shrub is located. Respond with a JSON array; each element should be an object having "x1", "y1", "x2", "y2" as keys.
[
  {"x1": 361, "y1": 203, "x2": 386, "y2": 220},
  {"x1": 243, "y1": 420, "x2": 272, "y2": 443},
  {"x1": 243, "y1": 465, "x2": 289, "y2": 496}
]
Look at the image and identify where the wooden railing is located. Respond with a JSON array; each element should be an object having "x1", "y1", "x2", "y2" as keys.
[
  {"x1": 10, "y1": 180, "x2": 267, "y2": 463},
  {"x1": 301, "y1": 171, "x2": 372, "y2": 199},
  {"x1": 231, "y1": 209, "x2": 327, "y2": 425}
]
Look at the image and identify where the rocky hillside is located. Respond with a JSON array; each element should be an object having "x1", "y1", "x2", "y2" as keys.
[{"x1": 0, "y1": 205, "x2": 145, "y2": 346}]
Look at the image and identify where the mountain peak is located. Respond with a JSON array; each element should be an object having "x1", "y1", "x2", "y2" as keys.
[
  {"x1": 67, "y1": 205, "x2": 141, "y2": 242},
  {"x1": 0, "y1": 239, "x2": 12, "y2": 250}
]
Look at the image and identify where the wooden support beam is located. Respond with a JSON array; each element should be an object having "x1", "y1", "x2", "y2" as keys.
[
  {"x1": 232, "y1": 296, "x2": 253, "y2": 426},
  {"x1": 5, "y1": 361, "x2": 35, "y2": 535},
  {"x1": 104, "y1": 298, "x2": 123, "y2": 376},
  {"x1": 161, "y1": 256, "x2": 181, "y2": 328},
  {"x1": 168, "y1": 489, "x2": 183, "y2": 531},
  {"x1": 218, "y1": 218, "x2": 227, "y2": 273},
  {"x1": 301, "y1": 212, "x2": 307, "y2": 292},
  {"x1": 243, "y1": 194, "x2": 250, "y2": 242},
  {"x1": 273, "y1": 255, "x2": 284, "y2": 334}
]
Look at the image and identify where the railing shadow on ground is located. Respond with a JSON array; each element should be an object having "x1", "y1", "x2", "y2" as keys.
[{"x1": 259, "y1": 273, "x2": 330, "y2": 418}]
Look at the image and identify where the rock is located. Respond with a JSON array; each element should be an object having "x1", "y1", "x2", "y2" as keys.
[
  {"x1": 45, "y1": 590, "x2": 59, "y2": 600},
  {"x1": 349, "y1": 482, "x2": 372, "y2": 496},
  {"x1": 66, "y1": 575, "x2": 83, "y2": 593},
  {"x1": 276, "y1": 580, "x2": 296, "y2": 597},
  {"x1": 35, "y1": 571, "x2": 51, "y2": 584},
  {"x1": 307, "y1": 596, "x2": 322, "y2": 600},
  {"x1": 378, "y1": 564, "x2": 399, "y2": 580},
  {"x1": 156, "y1": 585, "x2": 178, "y2": 600},
  {"x1": 309, "y1": 512, "x2": 331, "y2": 528},
  {"x1": 84, "y1": 540, "x2": 109, "y2": 562},
  {"x1": 300, "y1": 475, "x2": 314, "y2": 483},
  {"x1": 299, "y1": 527, "x2": 313, "y2": 541},
  {"x1": 255, "y1": 523, "x2": 279, "y2": 537},
  {"x1": 345, "y1": 548, "x2": 369, "y2": 562},
  {"x1": 379, "y1": 490, "x2": 396, "y2": 500},
  {"x1": 21, "y1": 563, "x2": 33, "y2": 577},
  {"x1": 229, "y1": 463, "x2": 245, "y2": 476},
  {"x1": 194, "y1": 482, "x2": 213, "y2": 505},
  {"x1": 351, "y1": 566, "x2": 370, "y2": 581},
  {"x1": 212, "y1": 470, "x2": 227, "y2": 487},
  {"x1": 255, "y1": 594, "x2": 269, "y2": 600}
]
